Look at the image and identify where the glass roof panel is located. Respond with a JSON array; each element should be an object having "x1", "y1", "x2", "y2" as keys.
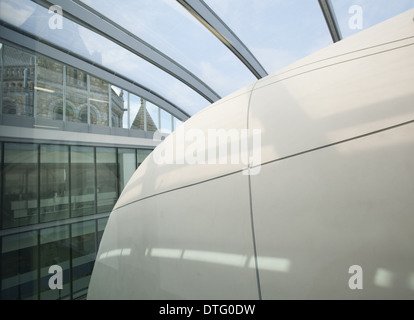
[
  {"x1": 205, "y1": 0, "x2": 333, "y2": 75},
  {"x1": 79, "y1": 0, "x2": 257, "y2": 98},
  {"x1": 330, "y1": 0, "x2": 414, "y2": 39},
  {"x1": 0, "y1": 0, "x2": 210, "y2": 116}
]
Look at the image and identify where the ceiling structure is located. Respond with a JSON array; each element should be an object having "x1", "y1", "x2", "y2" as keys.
[{"x1": 1, "y1": 0, "x2": 413, "y2": 122}]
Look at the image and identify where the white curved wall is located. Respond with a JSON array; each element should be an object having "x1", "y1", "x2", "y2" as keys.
[{"x1": 88, "y1": 9, "x2": 414, "y2": 299}]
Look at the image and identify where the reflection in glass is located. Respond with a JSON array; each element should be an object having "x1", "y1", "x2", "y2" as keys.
[
  {"x1": 147, "y1": 101, "x2": 160, "y2": 132},
  {"x1": 70, "y1": 146, "x2": 95, "y2": 217},
  {"x1": 89, "y1": 75, "x2": 109, "y2": 126},
  {"x1": 66, "y1": 67, "x2": 88, "y2": 124},
  {"x1": 1, "y1": 231, "x2": 38, "y2": 300},
  {"x1": 39, "y1": 226, "x2": 70, "y2": 300},
  {"x1": 129, "y1": 93, "x2": 141, "y2": 130},
  {"x1": 2, "y1": 45, "x2": 35, "y2": 117},
  {"x1": 78, "y1": 0, "x2": 257, "y2": 99},
  {"x1": 128, "y1": 94, "x2": 159, "y2": 132},
  {"x1": 40, "y1": 145, "x2": 69, "y2": 223},
  {"x1": 96, "y1": 147, "x2": 117, "y2": 214},
  {"x1": 3, "y1": 0, "x2": 210, "y2": 114},
  {"x1": 71, "y1": 221, "x2": 96, "y2": 298},
  {"x1": 111, "y1": 86, "x2": 127, "y2": 128},
  {"x1": 118, "y1": 148, "x2": 136, "y2": 193},
  {"x1": 36, "y1": 56, "x2": 64, "y2": 121},
  {"x1": 3, "y1": 143, "x2": 38, "y2": 228}
]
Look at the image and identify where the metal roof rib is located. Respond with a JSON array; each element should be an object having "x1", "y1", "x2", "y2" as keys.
[{"x1": 177, "y1": 0, "x2": 268, "y2": 80}]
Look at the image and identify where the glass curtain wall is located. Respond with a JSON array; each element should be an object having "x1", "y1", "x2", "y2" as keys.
[
  {"x1": 39, "y1": 145, "x2": 70, "y2": 223},
  {"x1": 66, "y1": 67, "x2": 88, "y2": 124},
  {"x1": 1, "y1": 142, "x2": 152, "y2": 229},
  {"x1": 36, "y1": 57, "x2": 64, "y2": 121},
  {"x1": 2, "y1": 143, "x2": 38, "y2": 229},
  {"x1": 0, "y1": 43, "x2": 182, "y2": 134},
  {"x1": 89, "y1": 75, "x2": 109, "y2": 126},
  {"x1": 39, "y1": 226, "x2": 70, "y2": 300},
  {"x1": 118, "y1": 148, "x2": 136, "y2": 192},
  {"x1": 70, "y1": 146, "x2": 95, "y2": 218},
  {"x1": 71, "y1": 220, "x2": 96, "y2": 298},
  {"x1": 96, "y1": 148, "x2": 117, "y2": 214},
  {"x1": 1, "y1": 231, "x2": 38, "y2": 300},
  {"x1": 1, "y1": 45, "x2": 35, "y2": 117},
  {"x1": 0, "y1": 142, "x2": 153, "y2": 300}
]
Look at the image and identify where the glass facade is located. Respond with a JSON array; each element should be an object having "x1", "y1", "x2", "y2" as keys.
[
  {"x1": 1, "y1": 45, "x2": 35, "y2": 117},
  {"x1": 39, "y1": 145, "x2": 69, "y2": 223},
  {"x1": 0, "y1": 42, "x2": 181, "y2": 134},
  {"x1": 0, "y1": 142, "x2": 152, "y2": 299},
  {"x1": 96, "y1": 148, "x2": 117, "y2": 214},
  {"x1": 3, "y1": 143, "x2": 39, "y2": 229},
  {"x1": 0, "y1": 41, "x2": 160, "y2": 300}
]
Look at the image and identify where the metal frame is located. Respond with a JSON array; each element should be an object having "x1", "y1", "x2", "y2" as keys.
[
  {"x1": 0, "y1": 25, "x2": 190, "y2": 121},
  {"x1": 177, "y1": 0, "x2": 268, "y2": 79},
  {"x1": 318, "y1": 0, "x2": 342, "y2": 43},
  {"x1": 31, "y1": 0, "x2": 220, "y2": 104}
]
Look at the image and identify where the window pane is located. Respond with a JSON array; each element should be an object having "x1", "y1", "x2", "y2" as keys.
[
  {"x1": 160, "y1": 108, "x2": 172, "y2": 133},
  {"x1": 137, "y1": 149, "x2": 152, "y2": 167},
  {"x1": 1, "y1": 231, "x2": 38, "y2": 300},
  {"x1": 39, "y1": 226, "x2": 70, "y2": 300},
  {"x1": 79, "y1": 0, "x2": 257, "y2": 99},
  {"x1": 111, "y1": 86, "x2": 127, "y2": 128},
  {"x1": 118, "y1": 148, "x2": 136, "y2": 193},
  {"x1": 146, "y1": 101, "x2": 159, "y2": 132},
  {"x1": 130, "y1": 96, "x2": 144, "y2": 131},
  {"x1": 39, "y1": 145, "x2": 69, "y2": 223},
  {"x1": 71, "y1": 221, "x2": 96, "y2": 297},
  {"x1": 2, "y1": 45, "x2": 35, "y2": 117},
  {"x1": 129, "y1": 93, "x2": 140, "y2": 130},
  {"x1": 3, "y1": 143, "x2": 38, "y2": 229},
  {"x1": 36, "y1": 56, "x2": 64, "y2": 121},
  {"x1": 89, "y1": 75, "x2": 109, "y2": 126},
  {"x1": 66, "y1": 67, "x2": 88, "y2": 123},
  {"x1": 1, "y1": 0, "x2": 210, "y2": 115},
  {"x1": 96, "y1": 147, "x2": 117, "y2": 214},
  {"x1": 70, "y1": 146, "x2": 95, "y2": 217},
  {"x1": 97, "y1": 218, "x2": 108, "y2": 249}
]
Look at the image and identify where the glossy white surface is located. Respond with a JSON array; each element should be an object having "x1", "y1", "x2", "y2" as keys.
[
  {"x1": 88, "y1": 9, "x2": 414, "y2": 299},
  {"x1": 114, "y1": 83, "x2": 254, "y2": 210},
  {"x1": 252, "y1": 123, "x2": 414, "y2": 299},
  {"x1": 89, "y1": 173, "x2": 258, "y2": 299}
]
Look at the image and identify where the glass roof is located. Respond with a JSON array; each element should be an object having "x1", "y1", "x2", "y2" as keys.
[
  {"x1": 79, "y1": 0, "x2": 257, "y2": 98},
  {"x1": 205, "y1": 0, "x2": 333, "y2": 74},
  {"x1": 1, "y1": 0, "x2": 414, "y2": 119},
  {"x1": 0, "y1": 0, "x2": 211, "y2": 115},
  {"x1": 330, "y1": 0, "x2": 414, "y2": 39}
]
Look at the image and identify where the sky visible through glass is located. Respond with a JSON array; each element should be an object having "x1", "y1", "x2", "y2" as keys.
[{"x1": 1, "y1": 0, "x2": 414, "y2": 117}]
